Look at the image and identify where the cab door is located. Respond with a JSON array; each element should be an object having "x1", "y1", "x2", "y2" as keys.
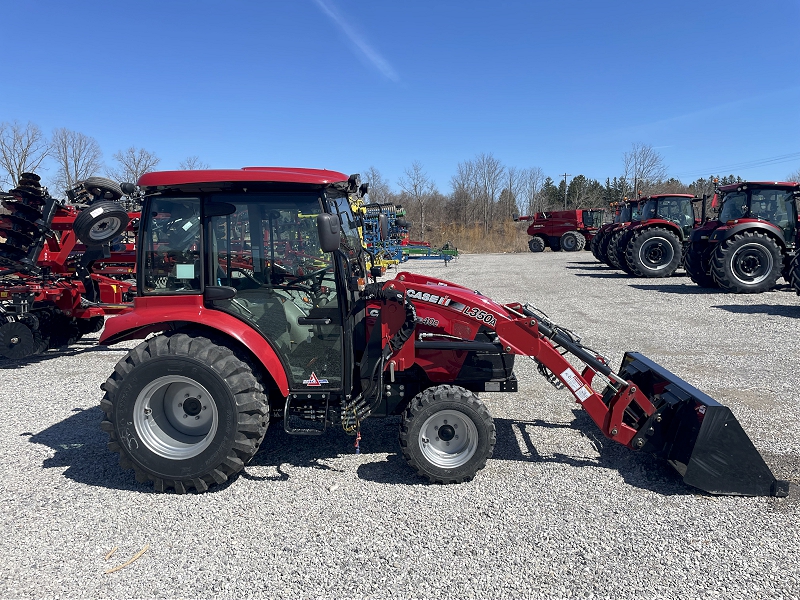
[{"x1": 207, "y1": 196, "x2": 344, "y2": 392}]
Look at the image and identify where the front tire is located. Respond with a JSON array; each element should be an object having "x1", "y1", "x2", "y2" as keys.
[
  {"x1": 100, "y1": 333, "x2": 269, "y2": 493},
  {"x1": 399, "y1": 385, "x2": 495, "y2": 484},
  {"x1": 710, "y1": 232, "x2": 783, "y2": 293},
  {"x1": 528, "y1": 237, "x2": 545, "y2": 253},
  {"x1": 685, "y1": 244, "x2": 718, "y2": 288},
  {"x1": 790, "y1": 253, "x2": 800, "y2": 295},
  {"x1": 625, "y1": 228, "x2": 682, "y2": 278}
]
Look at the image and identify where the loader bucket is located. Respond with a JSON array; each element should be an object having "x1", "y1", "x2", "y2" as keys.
[{"x1": 615, "y1": 352, "x2": 789, "y2": 497}]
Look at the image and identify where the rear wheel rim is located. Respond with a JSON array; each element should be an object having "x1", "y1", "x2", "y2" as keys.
[
  {"x1": 639, "y1": 237, "x2": 674, "y2": 270},
  {"x1": 418, "y1": 409, "x2": 478, "y2": 468},
  {"x1": 730, "y1": 242, "x2": 773, "y2": 284},
  {"x1": 133, "y1": 375, "x2": 219, "y2": 460}
]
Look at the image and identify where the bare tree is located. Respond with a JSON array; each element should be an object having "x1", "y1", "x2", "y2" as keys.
[
  {"x1": 398, "y1": 161, "x2": 435, "y2": 235},
  {"x1": 498, "y1": 166, "x2": 520, "y2": 220},
  {"x1": 179, "y1": 155, "x2": 210, "y2": 170},
  {"x1": 787, "y1": 167, "x2": 800, "y2": 182},
  {"x1": 474, "y1": 153, "x2": 505, "y2": 235},
  {"x1": 0, "y1": 121, "x2": 50, "y2": 189},
  {"x1": 362, "y1": 166, "x2": 392, "y2": 204},
  {"x1": 622, "y1": 142, "x2": 668, "y2": 197},
  {"x1": 107, "y1": 146, "x2": 161, "y2": 184},
  {"x1": 450, "y1": 160, "x2": 478, "y2": 227},
  {"x1": 50, "y1": 128, "x2": 104, "y2": 193},
  {"x1": 520, "y1": 166, "x2": 545, "y2": 215}
]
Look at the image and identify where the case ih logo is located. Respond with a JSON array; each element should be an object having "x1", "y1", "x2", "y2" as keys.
[
  {"x1": 303, "y1": 372, "x2": 329, "y2": 386},
  {"x1": 406, "y1": 289, "x2": 465, "y2": 311}
]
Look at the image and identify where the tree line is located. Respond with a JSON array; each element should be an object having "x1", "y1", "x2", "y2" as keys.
[
  {"x1": 0, "y1": 120, "x2": 207, "y2": 194},
  {"x1": 3, "y1": 120, "x2": 797, "y2": 253}
]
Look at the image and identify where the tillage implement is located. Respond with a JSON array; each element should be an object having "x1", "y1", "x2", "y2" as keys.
[{"x1": 99, "y1": 168, "x2": 787, "y2": 497}]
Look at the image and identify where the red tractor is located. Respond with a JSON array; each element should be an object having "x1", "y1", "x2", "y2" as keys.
[
  {"x1": 98, "y1": 167, "x2": 786, "y2": 497},
  {"x1": 685, "y1": 182, "x2": 799, "y2": 293},
  {"x1": 597, "y1": 199, "x2": 644, "y2": 268},
  {"x1": 606, "y1": 194, "x2": 700, "y2": 278},
  {"x1": 514, "y1": 209, "x2": 605, "y2": 252},
  {"x1": 590, "y1": 202, "x2": 629, "y2": 262}
]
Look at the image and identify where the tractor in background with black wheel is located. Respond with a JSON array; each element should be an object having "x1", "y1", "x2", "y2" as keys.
[
  {"x1": 685, "y1": 181, "x2": 799, "y2": 293},
  {"x1": 607, "y1": 194, "x2": 699, "y2": 278},
  {"x1": 514, "y1": 209, "x2": 605, "y2": 253}
]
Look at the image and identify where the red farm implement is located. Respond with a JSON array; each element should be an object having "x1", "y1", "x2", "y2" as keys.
[
  {"x1": 514, "y1": 208, "x2": 605, "y2": 253},
  {"x1": 0, "y1": 174, "x2": 135, "y2": 359}
]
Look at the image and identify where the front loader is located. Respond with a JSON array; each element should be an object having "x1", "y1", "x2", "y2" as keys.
[{"x1": 98, "y1": 167, "x2": 787, "y2": 497}]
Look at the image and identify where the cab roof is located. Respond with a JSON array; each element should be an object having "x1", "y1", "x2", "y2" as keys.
[
  {"x1": 137, "y1": 167, "x2": 349, "y2": 188},
  {"x1": 717, "y1": 181, "x2": 800, "y2": 193}
]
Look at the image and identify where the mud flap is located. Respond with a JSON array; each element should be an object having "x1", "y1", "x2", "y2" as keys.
[{"x1": 616, "y1": 352, "x2": 789, "y2": 497}]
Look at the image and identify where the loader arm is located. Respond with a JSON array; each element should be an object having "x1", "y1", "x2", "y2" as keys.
[{"x1": 389, "y1": 272, "x2": 788, "y2": 497}]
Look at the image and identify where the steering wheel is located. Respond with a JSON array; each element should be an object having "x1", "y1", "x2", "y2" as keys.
[{"x1": 286, "y1": 266, "x2": 331, "y2": 291}]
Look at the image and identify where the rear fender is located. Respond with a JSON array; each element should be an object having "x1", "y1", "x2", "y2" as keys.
[
  {"x1": 711, "y1": 221, "x2": 788, "y2": 247},
  {"x1": 630, "y1": 219, "x2": 684, "y2": 240},
  {"x1": 100, "y1": 295, "x2": 289, "y2": 396}
]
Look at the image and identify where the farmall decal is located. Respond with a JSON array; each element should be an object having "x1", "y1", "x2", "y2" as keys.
[{"x1": 303, "y1": 372, "x2": 329, "y2": 386}]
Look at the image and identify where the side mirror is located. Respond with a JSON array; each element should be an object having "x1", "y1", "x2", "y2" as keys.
[
  {"x1": 317, "y1": 213, "x2": 341, "y2": 252},
  {"x1": 120, "y1": 182, "x2": 137, "y2": 195},
  {"x1": 379, "y1": 214, "x2": 388, "y2": 241},
  {"x1": 512, "y1": 213, "x2": 519, "y2": 222}
]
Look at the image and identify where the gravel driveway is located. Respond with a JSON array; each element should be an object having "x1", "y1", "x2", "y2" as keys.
[{"x1": 2, "y1": 252, "x2": 798, "y2": 599}]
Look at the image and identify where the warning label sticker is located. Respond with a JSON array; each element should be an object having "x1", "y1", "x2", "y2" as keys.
[
  {"x1": 575, "y1": 386, "x2": 592, "y2": 403},
  {"x1": 560, "y1": 368, "x2": 583, "y2": 392}
]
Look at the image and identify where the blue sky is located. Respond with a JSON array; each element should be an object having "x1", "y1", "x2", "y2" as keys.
[{"x1": 2, "y1": 0, "x2": 799, "y2": 193}]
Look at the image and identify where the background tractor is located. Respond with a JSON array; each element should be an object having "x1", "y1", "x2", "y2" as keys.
[
  {"x1": 514, "y1": 209, "x2": 605, "y2": 252},
  {"x1": 685, "y1": 182, "x2": 799, "y2": 293},
  {"x1": 606, "y1": 194, "x2": 700, "y2": 278},
  {"x1": 98, "y1": 167, "x2": 786, "y2": 498}
]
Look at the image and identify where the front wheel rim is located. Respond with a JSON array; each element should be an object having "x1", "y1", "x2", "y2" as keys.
[
  {"x1": 730, "y1": 243, "x2": 773, "y2": 284},
  {"x1": 418, "y1": 409, "x2": 479, "y2": 468},
  {"x1": 133, "y1": 375, "x2": 219, "y2": 460}
]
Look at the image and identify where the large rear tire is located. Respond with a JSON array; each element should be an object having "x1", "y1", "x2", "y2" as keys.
[
  {"x1": 710, "y1": 232, "x2": 783, "y2": 293},
  {"x1": 625, "y1": 228, "x2": 682, "y2": 278},
  {"x1": 399, "y1": 385, "x2": 495, "y2": 484},
  {"x1": 528, "y1": 237, "x2": 545, "y2": 253},
  {"x1": 685, "y1": 244, "x2": 718, "y2": 288},
  {"x1": 560, "y1": 231, "x2": 585, "y2": 252},
  {"x1": 100, "y1": 332, "x2": 269, "y2": 493}
]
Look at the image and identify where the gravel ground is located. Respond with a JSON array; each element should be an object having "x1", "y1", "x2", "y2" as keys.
[{"x1": 1, "y1": 252, "x2": 799, "y2": 599}]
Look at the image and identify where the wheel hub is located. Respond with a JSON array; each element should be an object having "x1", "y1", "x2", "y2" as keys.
[
  {"x1": 418, "y1": 409, "x2": 478, "y2": 468},
  {"x1": 133, "y1": 375, "x2": 218, "y2": 460},
  {"x1": 731, "y1": 243, "x2": 773, "y2": 284},
  {"x1": 639, "y1": 237, "x2": 673, "y2": 269}
]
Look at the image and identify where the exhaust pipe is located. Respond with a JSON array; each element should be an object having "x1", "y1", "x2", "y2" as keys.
[{"x1": 613, "y1": 353, "x2": 789, "y2": 497}]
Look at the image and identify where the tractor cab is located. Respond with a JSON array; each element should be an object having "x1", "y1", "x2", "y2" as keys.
[
  {"x1": 715, "y1": 184, "x2": 798, "y2": 246},
  {"x1": 635, "y1": 195, "x2": 696, "y2": 237},
  {"x1": 581, "y1": 209, "x2": 604, "y2": 229},
  {"x1": 111, "y1": 169, "x2": 374, "y2": 398}
]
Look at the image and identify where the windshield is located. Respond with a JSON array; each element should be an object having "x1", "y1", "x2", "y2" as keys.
[
  {"x1": 582, "y1": 210, "x2": 603, "y2": 228},
  {"x1": 617, "y1": 206, "x2": 631, "y2": 222},
  {"x1": 638, "y1": 197, "x2": 694, "y2": 226}
]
